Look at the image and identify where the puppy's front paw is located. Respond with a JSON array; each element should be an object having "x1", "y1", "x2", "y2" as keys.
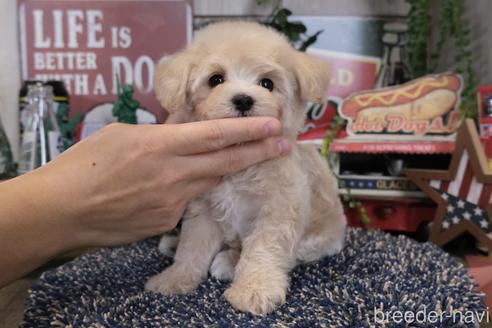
[
  {"x1": 224, "y1": 272, "x2": 287, "y2": 315},
  {"x1": 145, "y1": 265, "x2": 200, "y2": 295}
]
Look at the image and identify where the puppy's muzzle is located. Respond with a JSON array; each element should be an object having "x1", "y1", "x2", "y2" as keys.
[{"x1": 232, "y1": 94, "x2": 255, "y2": 115}]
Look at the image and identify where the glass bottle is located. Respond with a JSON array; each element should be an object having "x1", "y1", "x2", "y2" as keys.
[
  {"x1": 18, "y1": 83, "x2": 63, "y2": 174},
  {"x1": 0, "y1": 108, "x2": 16, "y2": 179}
]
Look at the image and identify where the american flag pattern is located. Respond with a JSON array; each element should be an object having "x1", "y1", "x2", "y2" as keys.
[{"x1": 429, "y1": 150, "x2": 492, "y2": 239}]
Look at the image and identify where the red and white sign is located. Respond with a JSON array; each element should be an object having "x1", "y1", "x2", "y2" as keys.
[
  {"x1": 330, "y1": 140, "x2": 455, "y2": 154},
  {"x1": 19, "y1": 0, "x2": 192, "y2": 122},
  {"x1": 339, "y1": 73, "x2": 463, "y2": 137}
]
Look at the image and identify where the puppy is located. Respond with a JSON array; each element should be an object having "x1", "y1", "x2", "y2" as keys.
[{"x1": 145, "y1": 21, "x2": 346, "y2": 315}]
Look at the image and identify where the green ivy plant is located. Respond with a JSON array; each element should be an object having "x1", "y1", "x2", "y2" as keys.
[
  {"x1": 256, "y1": 0, "x2": 322, "y2": 52},
  {"x1": 405, "y1": 0, "x2": 432, "y2": 79},
  {"x1": 406, "y1": 0, "x2": 477, "y2": 118},
  {"x1": 321, "y1": 115, "x2": 371, "y2": 225}
]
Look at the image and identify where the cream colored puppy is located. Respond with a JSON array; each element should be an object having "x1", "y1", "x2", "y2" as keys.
[{"x1": 145, "y1": 21, "x2": 346, "y2": 315}]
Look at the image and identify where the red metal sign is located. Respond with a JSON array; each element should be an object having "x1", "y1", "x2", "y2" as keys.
[
  {"x1": 300, "y1": 49, "x2": 380, "y2": 140},
  {"x1": 19, "y1": 0, "x2": 192, "y2": 122}
]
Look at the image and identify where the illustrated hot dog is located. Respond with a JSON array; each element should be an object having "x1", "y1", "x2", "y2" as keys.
[
  {"x1": 341, "y1": 74, "x2": 462, "y2": 122},
  {"x1": 357, "y1": 89, "x2": 457, "y2": 122}
]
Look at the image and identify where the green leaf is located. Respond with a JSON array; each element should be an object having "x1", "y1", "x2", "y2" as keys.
[
  {"x1": 274, "y1": 8, "x2": 292, "y2": 24},
  {"x1": 287, "y1": 22, "x2": 306, "y2": 34},
  {"x1": 298, "y1": 30, "x2": 323, "y2": 52}
]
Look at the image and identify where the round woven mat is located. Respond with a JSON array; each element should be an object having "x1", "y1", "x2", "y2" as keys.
[{"x1": 22, "y1": 228, "x2": 485, "y2": 327}]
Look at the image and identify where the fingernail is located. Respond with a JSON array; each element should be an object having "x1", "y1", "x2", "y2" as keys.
[{"x1": 277, "y1": 138, "x2": 291, "y2": 154}]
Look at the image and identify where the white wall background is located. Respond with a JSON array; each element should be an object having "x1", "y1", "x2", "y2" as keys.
[{"x1": 0, "y1": 0, "x2": 490, "y2": 159}]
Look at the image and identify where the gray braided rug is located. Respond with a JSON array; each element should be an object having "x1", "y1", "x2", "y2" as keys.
[{"x1": 22, "y1": 228, "x2": 485, "y2": 327}]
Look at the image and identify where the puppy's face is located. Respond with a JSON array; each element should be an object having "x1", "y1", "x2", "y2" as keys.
[
  {"x1": 154, "y1": 22, "x2": 330, "y2": 137},
  {"x1": 191, "y1": 51, "x2": 290, "y2": 123}
]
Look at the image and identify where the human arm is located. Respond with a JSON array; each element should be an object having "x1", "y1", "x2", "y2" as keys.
[{"x1": 0, "y1": 117, "x2": 291, "y2": 287}]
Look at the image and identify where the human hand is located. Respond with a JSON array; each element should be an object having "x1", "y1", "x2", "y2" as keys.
[{"x1": 30, "y1": 117, "x2": 291, "y2": 250}]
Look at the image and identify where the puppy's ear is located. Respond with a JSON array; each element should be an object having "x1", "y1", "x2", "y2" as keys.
[
  {"x1": 153, "y1": 51, "x2": 195, "y2": 114},
  {"x1": 292, "y1": 52, "x2": 330, "y2": 103}
]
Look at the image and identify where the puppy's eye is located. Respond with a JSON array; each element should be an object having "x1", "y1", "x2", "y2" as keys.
[
  {"x1": 259, "y1": 78, "x2": 274, "y2": 92},
  {"x1": 208, "y1": 74, "x2": 225, "y2": 88}
]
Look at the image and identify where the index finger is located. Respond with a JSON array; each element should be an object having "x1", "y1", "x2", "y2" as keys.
[
  {"x1": 170, "y1": 117, "x2": 282, "y2": 155},
  {"x1": 165, "y1": 112, "x2": 188, "y2": 124}
]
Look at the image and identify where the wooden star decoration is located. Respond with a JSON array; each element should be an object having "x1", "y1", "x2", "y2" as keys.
[{"x1": 404, "y1": 119, "x2": 492, "y2": 251}]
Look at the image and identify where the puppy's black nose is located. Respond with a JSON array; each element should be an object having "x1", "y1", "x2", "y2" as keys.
[{"x1": 232, "y1": 94, "x2": 254, "y2": 113}]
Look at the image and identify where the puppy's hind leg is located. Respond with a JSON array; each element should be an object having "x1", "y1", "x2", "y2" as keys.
[
  {"x1": 297, "y1": 144, "x2": 347, "y2": 262},
  {"x1": 297, "y1": 195, "x2": 346, "y2": 262}
]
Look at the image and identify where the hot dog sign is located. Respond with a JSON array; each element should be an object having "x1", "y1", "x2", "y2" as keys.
[{"x1": 340, "y1": 73, "x2": 463, "y2": 137}]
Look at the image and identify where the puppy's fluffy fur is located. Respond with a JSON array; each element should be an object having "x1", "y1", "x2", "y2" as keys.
[{"x1": 146, "y1": 21, "x2": 346, "y2": 315}]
